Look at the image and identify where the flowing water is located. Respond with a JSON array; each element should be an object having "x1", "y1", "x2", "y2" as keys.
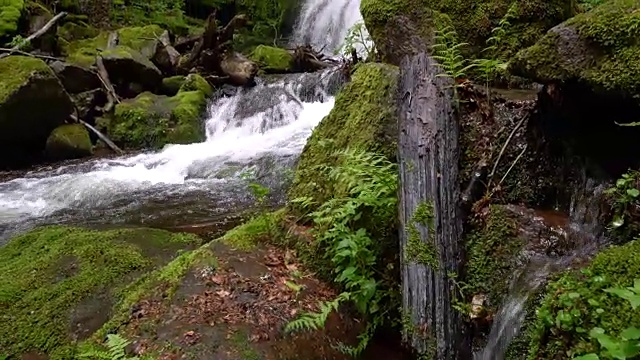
[
  {"x1": 476, "y1": 177, "x2": 610, "y2": 360},
  {"x1": 0, "y1": 70, "x2": 345, "y2": 243},
  {"x1": 291, "y1": 0, "x2": 370, "y2": 56}
]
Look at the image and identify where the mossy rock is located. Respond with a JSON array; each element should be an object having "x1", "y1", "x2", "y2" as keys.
[
  {"x1": 100, "y1": 45, "x2": 163, "y2": 91},
  {"x1": 360, "y1": 0, "x2": 574, "y2": 64},
  {"x1": 0, "y1": 0, "x2": 23, "y2": 38},
  {"x1": 45, "y1": 123, "x2": 93, "y2": 160},
  {"x1": 288, "y1": 62, "x2": 398, "y2": 211},
  {"x1": 109, "y1": 88, "x2": 208, "y2": 149},
  {"x1": 64, "y1": 25, "x2": 163, "y2": 67},
  {"x1": 526, "y1": 238, "x2": 640, "y2": 358},
  {"x1": 510, "y1": 0, "x2": 640, "y2": 101},
  {"x1": 162, "y1": 75, "x2": 187, "y2": 95},
  {"x1": 0, "y1": 55, "x2": 74, "y2": 167},
  {"x1": 179, "y1": 73, "x2": 213, "y2": 97},
  {"x1": 249, "y1": 45, "x2": 294, "y2": 73},
  {"x1": 57, "y1": 21, "x2": 100, "y2": 43},
  {"x1": 0, "y1": 225, "x2": 201, "y2": 359}
]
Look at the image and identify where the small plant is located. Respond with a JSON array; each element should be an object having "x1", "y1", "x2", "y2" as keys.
[
  {"x1": 78, "y1": 334, "x2": 142, "y2": 360},
  {"x1": 240, "y1": 167, "x2": 271, "y2": 212},
  {"x1": 573, "y1": 280, "x2": 640, "y2": 360},
  {"x1": 286, "y1": 147, "x2": 398, "y2": 356},
  {"x1": 337, "y1": 20, "x2": 376, "y2": 60},
  {"x1": 432, "y1": 26, "x2": 476, "y2": 83},
  {"x1": 604, "y1": 170, "x2": 640, "y2": 229}
]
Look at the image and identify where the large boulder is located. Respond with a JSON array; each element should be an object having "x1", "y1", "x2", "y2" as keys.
[
  {"x1": 107, "y1": 76, "x2": 212, "y2": 149},
  {"x1": 0, "y1": 0, "x2": 23, "y2": 38},
  {"x1": 0, "y1": 225, "x2": 201, "y2": 359},
  {"x1": 50, "y1": 61, "x2": 101, "y2": 94},
  {"x1": 360, "y1": 0, "x2": 574, "y2": 65},
  {"x1": 0, "y1": 56, "x2": 74, "y2": 167},
  {"x1": 45, "y1": 123, "x2": 93, "y2": 160},
  {"x1": 100, "y1": 45, "x2": 163, "y2": 93},
  {"x1": 288, "y1": 63, "x2": 398, "y2": 209},
  {"x1": 249, "y1": 45, "x2": 295, "y2": 73},
  {"x1": 510, "y1": 0, "x2": 640, "y2": 101}
]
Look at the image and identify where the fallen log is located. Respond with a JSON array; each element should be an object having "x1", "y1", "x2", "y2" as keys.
[
  {"x1": 398, "y1": 52, "x2": 469, "y2": 359},
  {"x1": 0, "y1": 12, "x2": 67, "y2": 60},
  {"x1": 292, "y1": 44, "x2": 335, "y2": 72},
  {"x1": 72, "y1": 115, "x2": 123, "y2": 155},
  {"x1": 0, "y1": 48, "x2": 62, "y2": 61}
]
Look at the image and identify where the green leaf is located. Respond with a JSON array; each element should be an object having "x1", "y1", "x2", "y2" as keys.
[
  {"x1": 627, "y1": 188, "x2": 640, "y2": 197},
  {"x1": 574, "y1": 354, "x2": 599, "y2": 360},
  {"x1": 621, "y1": 327, "x2": 640, "y2": 340}
]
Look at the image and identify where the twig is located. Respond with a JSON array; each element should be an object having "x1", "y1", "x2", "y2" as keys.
[
  {"x1": 0, "y1": 12, "x2": 67, "y2": 59},
  {"x1": 0, "y1": 48, "x2": 62, "y2": 61},
  {"x1": 497, "y1": 144, "x2": 528, "y2": 188},
  {"x1": 71, "y1": 115, "x2": 123, "y2": 155},
  {"x1": 487, "y1": 115, "x2": 527, "y2": 188}
]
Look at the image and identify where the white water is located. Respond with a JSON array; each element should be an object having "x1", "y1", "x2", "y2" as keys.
[
  {"x1": 0, "y1": 72, "x2": 337, "y2": 241},
  {"x1": 291, "y1": 0, "x2": 369, "y2": 56}
]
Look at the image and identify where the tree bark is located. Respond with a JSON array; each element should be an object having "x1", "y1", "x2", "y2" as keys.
[{"x1": 398, "y1": 52, "x2": 469, "y2": 359}]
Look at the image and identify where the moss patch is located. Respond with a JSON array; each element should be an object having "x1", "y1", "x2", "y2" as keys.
[
  {"x1": 162, "y1": 75, "x2": 186, "y2": 95},
  {"x1": 179, "y1": 73, "x2": 213, "y2": 97},
  {"x1": 0, "y1": 55, "x2": 53, "y2": 104},
  {"x1": 249, "y1": 45, "x2": 294, "y2": 73},
  {"x1": 109, "y1": 87, "x2": 208, "y2": 149},
  {"x1": 45, "y1": 123, "x2": 93, "y2": 160},
  {"x1": 463, "y1": 205, "x2": 526, "y2": 308},
  {"x1": 64, "y1": 25, "x2": 163, "y2": 67},
  {"x1": 0, "y1": 225, "x2": 200, "y2": 359},
  {"x1": 511, "y1": 0, "x2": 640, "y2": 99},
  {"x1": 405, "y1": 201, "x2": 439, "y2": 269},
  {"x1": 0, "y1": 0, "x2": 23, "y2": 38},
  {"x1": 526, "y1": 239, "x2": 640, "y2": 358},
  {"x1": 288, "y1": 63, "x2": 398, "y2": 211},
  {"x1": 221, "y1": 210, "x2": 285, "y2": 251}
]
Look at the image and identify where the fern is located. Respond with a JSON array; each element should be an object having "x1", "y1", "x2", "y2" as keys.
[
  {"x1": 286, "y1": 147, "x2": 398, "y2": 356},
  {"x1": 78, "y1": 334, "x2": 141, "y2": 360},
  {"x1": 431, "y1": 27, "x2": 476, "y2": 82}
]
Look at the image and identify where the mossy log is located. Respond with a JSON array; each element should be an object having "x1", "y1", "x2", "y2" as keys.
[{"x1": 398, "y1": 52, "x2": 467, "y2": 359}]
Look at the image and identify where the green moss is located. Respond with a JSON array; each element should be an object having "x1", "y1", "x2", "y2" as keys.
[
  {"x1": 179, "y1": 73, "x2": 213, "y2": 97},
  {"x1": 464, "y1": 206, "x2": 525, "y2": 308},
  {"x1": 57, "y1": 21, "x2": 100, "y2": 43},
  {"x1": 249, "y1": 45, "x2": 294, "y2": 73},
  {"x1": 511, "y1": 0, "x2": 640, "y2": 98},
  {"x1": 0, "y1": 0, "x2": 23, "y2": 37},
  {"x1": 0, "y1": 55, "x2": 53, "y2": 104},
  {"x1": 405, "y1": 201, "x2": 439, "y2": 269},
  {"x1": 233, "y1": 0, "x2": 297, "y2": 51},
  {"x1": 45, "y1": 123, "x2": 93, "y2": 159},
  {"x1": 221, "y1": 210, "x2": 285, "y2": 251},
  {"x1": 361, "y1": 0, "x2": 572, "y2": 61},
  {"x1": 110, "y1": 88, "x2": 208, "y2": 149},
  {"x1": 288, "y1": 63, "x2": 398, "y2": 210},
  {"x1": 64, "y1": 25, "x2": 163, "y2": 67},
  {"x1": 0, "y1": 225, "x2": 200, "y2": 359},
  {"x1": 162, "y1": 75, "x2": 186, "y2": 95},
  {"x1": 526, "y1": 239, "x2": 640, "y2": 358}
]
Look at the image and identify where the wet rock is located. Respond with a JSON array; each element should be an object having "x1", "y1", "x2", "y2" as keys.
[
  {"x1": 101, "y1": 46, "x2": 163, "y2": 94},
  {"x1": 510, "y1": 0, "x2": 640, "y2": 101},
  {"x1": 470, "y1": 294, "x2": 488, "y2": 320},
  {"x1": 161, "y1": 75, "x2": 186, "y2": 96},
  {"x1": 0, "y1": 56, "x2": 74, "y2": 167},
  {"x1": 45, "y1": 123, "x2": 93, "y2": 160},
  {"x1": 152, "y1": 30, "x2": 181, "y2": 74},
  {"x1": 72, "y1": 88, "x2": 106, "y2": 120},
  {"x1": 220, "y1": 52, "x2": 259, "y2": 86},
  {"x1": 50, "y1": 61, "x2": 101, "y2": 93}
]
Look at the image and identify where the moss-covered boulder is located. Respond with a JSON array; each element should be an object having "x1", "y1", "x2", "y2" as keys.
[
  {"x1": 101, "y1": 45, "x2": 163, "y2": 91},
  {"x1": 179, "y1": 73, "x2": 214, "y2": 97},
  {"x1": 249, "y1": 45, "x2": 294, "y2": 73},
  {"x1": 45, "y1": 123, "x2": 93, "y2": 160},
  {"x1": 526, "y1": 238, "x2": 640, "y2": 358},
  {"x1": 288, "y1": 62, "x2": 398, "y2": 210},
  {"x1": 0, "y1": 0, "x2": 23, "y2": 38},
  {"x1": 0, "y1": 56, "x2": 74, "y2": 167},
  {"x1": 510, "y1": 0, "x2": 640, "y2": 101},
  {"x1": 0, "y1": 225, "x2": 201, "y2": 359},
  {"x1": 360, "y1": 0, "x2": 574, "y2": 64},
  {"x1": 64, "y1": 25, "x2": 164, "y2": 67},
  {"x1": 108, "y1": 86, "x2": 209, "y2": 149},
  {"x1": 162, "y1": 75, "x2": 186, "y2": 95}
]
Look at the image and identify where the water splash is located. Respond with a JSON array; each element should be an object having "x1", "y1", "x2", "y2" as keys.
[{"x1": 0, "y1": 70, "x2": 343, "y2": 242}]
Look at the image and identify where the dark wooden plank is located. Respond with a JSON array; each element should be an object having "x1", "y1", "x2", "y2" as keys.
[{"x1": 398, "y1": 52, "x2": 467, "y2": 359}]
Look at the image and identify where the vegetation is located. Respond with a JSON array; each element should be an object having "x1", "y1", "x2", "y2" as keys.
[
  {"x1": 287, "y1": 148, "x2": 398, "y2": 356},
  {"x1": 78, "y1": 334, "x2": 148, "y2": 360}
]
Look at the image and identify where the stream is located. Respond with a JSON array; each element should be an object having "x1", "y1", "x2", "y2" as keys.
[{"x1": 0, "y1": 0, "x2": 370, "y2": 243}]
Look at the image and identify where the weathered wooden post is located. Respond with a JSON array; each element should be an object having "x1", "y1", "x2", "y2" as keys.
[{"x1": 397, "y1": 52, "x2": 467, "y2": 359}]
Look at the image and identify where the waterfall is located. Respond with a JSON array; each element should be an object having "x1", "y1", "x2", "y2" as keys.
[
  {"x1": 0, "y1": 70, "x2": 344, "y2": 243},
  {"x1": 291, "y1": 0, "x2": 370, "y2": 55}
]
